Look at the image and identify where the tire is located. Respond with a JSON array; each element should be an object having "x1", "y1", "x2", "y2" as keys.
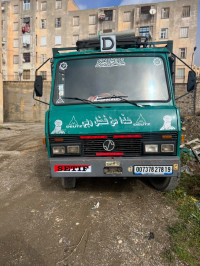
[
  {"x1": 149, "y1": 176, "x2": 180, "y2": 192},
  {"x1": 61, "y1": 177, "x2": 76, "y2": 189}
]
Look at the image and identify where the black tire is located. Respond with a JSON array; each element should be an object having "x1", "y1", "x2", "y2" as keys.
[
  {"x1": 149, "y1": 176, "x2": 180, "y2": 192},
  {"x1": 61, "y1": 177, "x2": 76, "y2": 189}
]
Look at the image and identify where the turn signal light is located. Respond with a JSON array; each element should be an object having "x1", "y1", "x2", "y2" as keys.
[
  {"x1": 181, "y1": 135, "x2": 185, "y2": 143},
  {"x1": 54, "y1": 138, "x2": 64, "y2": 142},
  {"x1": 43, "y1": 138, "x2": 46, "y2": 145},
  {"x1": 162, "y1": 135, "x2": 172, "y2": 139}
]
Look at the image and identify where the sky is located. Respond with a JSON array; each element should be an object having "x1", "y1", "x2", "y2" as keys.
[{"x1": 74, "y1": 0, "x2": 200, "y2": 66}]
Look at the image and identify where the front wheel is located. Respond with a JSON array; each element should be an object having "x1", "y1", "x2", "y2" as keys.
[
  {"x1": 149, "y1": 176, "x2": 180, "y2": 191},
  {"x1": 61, "y1": 177, "x2": 76, "y2": 189}
]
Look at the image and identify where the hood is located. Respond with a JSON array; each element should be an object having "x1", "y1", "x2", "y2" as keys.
[{"x1": 49, "y1": 105, "x2": 178, "y2": 135}]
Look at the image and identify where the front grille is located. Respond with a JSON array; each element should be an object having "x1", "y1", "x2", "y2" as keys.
[{"x1": 49, "y1": 132, "x2": 178, "y2": 157}]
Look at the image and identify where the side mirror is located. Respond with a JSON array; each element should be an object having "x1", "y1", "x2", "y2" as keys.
[
  {"x1": 34, "y1": 75, "x2": 43, "y2": 97},
  {"x1": 187, "y1": 71, "x2": 197, "y2": 92}
]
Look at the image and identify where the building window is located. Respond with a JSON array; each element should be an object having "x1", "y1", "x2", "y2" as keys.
[
  {"x1": 89, "y1": 15, "x2": 96, "y2": 25},
  {"x1": 141, "y1": 6, "x2": 150, "y2": 15},
  {"x1": 13, "y1": 39, "x2": 19, "y2": 48},
  {"x1": 22, "y1": 17, "x2": 30, "y2": 33},
  {"x1": 23, "y1": 70, "x2": 30, "y2": 80},
  {"x1": 161, "y1": 8, "x2": 170, "y2": 19},
  {"x1": 139, "y1": 26, "x2": 149, "y2": 37},
  {"x1": 13, "y1": 5, "x2": 19, "y2": 14},
  {"x1": 160, "y1": 28, "x2": 168, "y2": 39},
  {"x1": 55, "y1": 36, "x2": 62, "y2": 45},
  {"x1": 177, "y1": 68, "x2": 185, "y2": 79},
  {"x1": 182, "y1": 6, "x2": 190, "y2": 17},
  {"x1": 73, "y1": 35, "x2": 79, "y2": 45},
  {"x1": 89, "y1": 33, "x2": 96, "y2": 38},
  {"x1": 103, "y1": 29, "x2": 112, "y2": 33},
  {"x1": 180, "y1": 27, "x2": 189, "y2": 38},
  {"x1": 13, "y1": 22, "x2": 19, "y2": 31},
  {"x1": 104, "y1": 10, "x2": 113, "y2": 21},
  {"x1": 40, "y1": 19, "x2": 46, "y2": 29},
  {"x1": 123, "y1": 11, "x2": 131, "y2": 22},
  {"x1": 23, "y1": 35, "x2": 30, "y2": 47},
  {"x1": 23, "y1": 53, "x2": 30, "y2": 63},
  {"x1": 13, "y1": 55, "x2": 19, "y2": 64},
  {"x1": 41, "y1": 54, "x2": 46, "y2": 63},
  {"x1": 56, "y1": 0, "x2": 62, "y2": 9},
  {"x1": 41, "y1": 1, "x2": 47, "y2": 11},
  {"x1": 23, "y1": 0, "x2": 30, "y2": 10},
  {"x1": 179, "y1": 48, "x2": 187, "y2": 59},
  {"x1": 40, "y1": 71, "x2": 47, "y2": 80},
  {"x1": 55, "y1": 18, "x2": 61, "y2": 28},
  {"x1": 73, "y1": 16, "x2": 79, "y2": 26},
  {"x1": 40, "y1": 37, "x2": 47, "y2": 46}
]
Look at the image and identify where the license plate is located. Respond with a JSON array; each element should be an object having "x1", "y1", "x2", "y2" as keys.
[{"x1": 134, "y1": 166, "x2": 173, "y2": 175}]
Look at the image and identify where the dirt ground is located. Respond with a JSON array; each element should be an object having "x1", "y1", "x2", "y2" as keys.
[{"x1": 0, "y1": 123, "x2": 185, "y2": 266}]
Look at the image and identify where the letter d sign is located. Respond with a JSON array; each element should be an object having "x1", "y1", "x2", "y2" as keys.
[{"x1": 100, "y1": 35, "x2": 116, "y2": 52}]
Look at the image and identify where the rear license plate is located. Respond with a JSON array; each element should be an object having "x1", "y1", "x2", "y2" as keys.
[{"x1": 134, "y1": 166, "x2": 173, "y2": 175}]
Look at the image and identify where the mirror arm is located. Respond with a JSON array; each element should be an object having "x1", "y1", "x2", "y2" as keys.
[
  {"x1": 35, "y1": 58, "x2": 51, "y2": 75},
  {"x1": 33, "y1": 58, "x2": 51, "y2": 105},
  {"x1": 171, "y1": 52, "x2": 196, "y2": 73},
  {"x1": 175, "y1": 92, "x2": 192, "y2": 101},
  {"x1": 33, "y1": 91, "x2": 50, "y2": 105}
]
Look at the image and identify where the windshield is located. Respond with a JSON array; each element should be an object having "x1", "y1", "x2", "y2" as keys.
[{"x1": 53, "y1": 56, "x2": 169, "y2": 105}]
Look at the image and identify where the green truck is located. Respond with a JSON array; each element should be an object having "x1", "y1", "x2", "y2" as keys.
[{"x1": 34, "y1": 33, "x2": 196, "y2": 191}]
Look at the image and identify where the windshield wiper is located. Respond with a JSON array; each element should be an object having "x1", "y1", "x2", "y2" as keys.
[
  {"x1": 61, "y1": 97, "x2": 110, "y2": 109},
  {"x1": 98, "y1": 95, "x2": 143, "y2": 107}
]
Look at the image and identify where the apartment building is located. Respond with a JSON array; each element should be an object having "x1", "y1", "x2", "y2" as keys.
[{"x1": 1, "y1": 0, "x2": 199, "y2": 82}]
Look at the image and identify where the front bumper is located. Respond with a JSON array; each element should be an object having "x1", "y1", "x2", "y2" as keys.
[{"x1": 50, "y1": 156, "x2": 180, "y2": 178}]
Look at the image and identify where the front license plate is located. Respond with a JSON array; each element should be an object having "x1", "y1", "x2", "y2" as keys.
[
  {"x1": 55, "y1": 165, "x2": 91, "y2": 172},
  {"x1": 134, "y1": 166, "x2": 173, "y2": 175}
]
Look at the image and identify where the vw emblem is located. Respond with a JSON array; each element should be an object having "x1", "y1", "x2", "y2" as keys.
[{"x1": 103, "y1": 139, "x2": 115, "y2": 152}]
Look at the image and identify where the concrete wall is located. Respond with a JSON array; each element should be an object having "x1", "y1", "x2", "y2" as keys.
[
  {"x1": 3, "y1": 82, "x2": 200, "y2": 123},
  {"x1": 3, "y1": 81, "x2": 50, "y2": 122}
]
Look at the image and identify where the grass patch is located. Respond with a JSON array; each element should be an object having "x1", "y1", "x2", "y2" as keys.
[{"x1": 164, "y1": 172, "x2": 200, "y2": 265}]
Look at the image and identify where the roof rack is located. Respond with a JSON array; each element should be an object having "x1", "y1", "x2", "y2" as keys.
[
  {"x1": 76, "y1": 36, "x2": 149, "y2": 50},
  {"x1": 52, "y1": 32, "x2": 173, "y2": 56}
]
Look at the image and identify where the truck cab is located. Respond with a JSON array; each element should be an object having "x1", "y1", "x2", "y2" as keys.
[{"x1": 34, "y1": 33, "x2": 196, "y2": 190}]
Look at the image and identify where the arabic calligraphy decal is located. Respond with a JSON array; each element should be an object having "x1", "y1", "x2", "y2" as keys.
[
  {"x1": 95, "y1": 58, "x2": 126, "y2": 68},
  {"x1": 160, "y1": 115, "x2": 175, "y2": 130},
  {"x1": 52, "y1": 114, "x2": 152, "y2": 133}
]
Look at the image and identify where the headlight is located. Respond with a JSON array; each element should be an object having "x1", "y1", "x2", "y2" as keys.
[
  {"x1": 145, "y1": 144, "x2": 158, "y2": 153},
  {"x1": 161, "y1": 144, "x2": 174, "y2": 153},
  {"x1": 52, "y1": 146, "x2": 66, "y2": 154},
  {"x1": 67, "y1": 145, "x2": 80, "y2": 154}
]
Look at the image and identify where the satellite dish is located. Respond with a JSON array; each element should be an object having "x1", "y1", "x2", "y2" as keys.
[{"x1": 149, "y1": 8, "x2": 156, "y2": 15}]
